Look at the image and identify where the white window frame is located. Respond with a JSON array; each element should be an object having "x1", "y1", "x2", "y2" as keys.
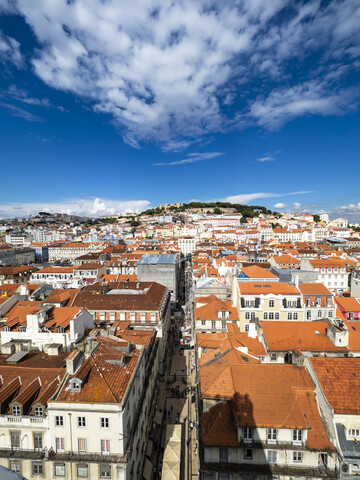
[
  {"x1": 56, "y1": 437, "x2": 64, "y2": 453},
  {"x1": 78, "y1": 416, "x2": 86, "y2": 428},
  {"x1": 55, "y1": 416, "x2": 64, "y2": 427},
  {"x1": 293, "y1": 451, "x2": 303, "y2": 463}
]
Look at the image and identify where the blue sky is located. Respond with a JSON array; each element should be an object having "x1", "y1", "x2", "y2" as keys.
[{"x1": 0, "y1": 0, "x2": 359, "y2": 219}]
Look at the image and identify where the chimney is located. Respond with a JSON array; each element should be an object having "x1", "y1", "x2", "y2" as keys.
[{"x1": 66, "y1": 350, "x2": 84, "y2": 375}]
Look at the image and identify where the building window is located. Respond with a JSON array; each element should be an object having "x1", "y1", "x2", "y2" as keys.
[
  {"x1": 221, "y1": 311, "x2": 227, "y2": 319},
  {"x1": 263, "y1": 312, "x2": 268, "y2": 320},
  {"x1": 245, "y1": 324, "x2": 249, "y2": 332},
  {"x1": 12, "y1": 405, "x2": 21, "y2": 416},
  {"x1": 55, "y1": 437, "x2": 64, "y2": 453},
  {"x1": 77, "y1": 464, "x2": 88, "y2": 477},
  {"x1": 328, "y1": 310, "x2": 333, "y2": 317},
  {"x1": 293, "y1": 451, "x2": 303, "y2": 463},
  {"x1": 78, "y1": 438, "x2": 87, "y2": 454},
  {"x1": 222, "y1": 320, "x2": 227, "y2": 330},
  {"x1": 269, "y1": 312, "x2": 274, "y2": 320},
  {"x1": 267, "y1": 450, "x2": 277, "y2": 463},
  {"x1": 269, "y1": 300, "x2": 275, "y2": 308},
  {"x1": 319, "y1": 452, "x2": 328, "y2": 467},
  {"x1": 293, "y1": 429, "x2": 302, "y2": 444},
  {"x1": 34, "y1": 433, "x2": 43, "y2": 451},
  {"x1": 101, "y1": 439, "x2": 110, "y2": 455},
  {"x1": 120, "y1": 312, "x2": 125, "y2": 321},
  {"x1": 34, "y1": 406, "x2": 43, "y2": 417},
  {"x1": 307, "y1": 311, "x2": 311, "y2": 320},
  {"x1": 275, "y1": 312, "x2": 279, "y2": 320},
  {"x1": 251, "y1": 312, "x2": 255, "y2": 320},
  {"x1": 19, "y1": 326, "x2": 26, "y2": 332},
  {"x1": 245, "y1": 300, "x2": 250, "y2": 307},
  {"x1": 55, "y1": 416, "x2": 64, "y2": 427},
  {"x1": 219, "y1": 447, "x2": 228, "y2": 463},
  {"x1": 9, "y1": 460, "x2": 20, "y2": 473},
  {"x1": 349, "y1": 429, "x2": 360, "y2": 437},
  {"x1": 54, "y1": 463, "x2": 66, "y2": 476},
  {"x1": 271, "y1": 353, "x2": 277, "y2": 361},
  {"x1": 267, "y1": 428, "x2": 277, "y2": 444},
  {"x1": 100, "y1": 312, "x2": 106, "y2": 321},
  {"x1": 130, "y1": 313, "x2": 136, "y2": 321},
  {"x1": 211, "y1": 320, "x2": 216, "y2": 330},
  {"x1": 151, "y1": 313, "x2": 156, "y2": 323},
  {"x1": 140, "y1": 313, "x2": 146, "y2": 322},
  {"x1": 243, "y1": 427, "x2": 253, "y2": 442},
  {"x1": 58, "y1": 326, "x2": 65, "y2": 333},
  {"x1": 201, "y1": 320, "x2": 206, "y2": 326},
  {"x1": 11, "y1": 432, "x2": 20, "y2": 450},
  {"x1": 100, "y1": 465, "x2": 111, "y2": 478},
  {"x1": 288, "y1": 313, "x2": 292, "y2": 320},
  {"x1": 293, "y1": 313, "x2": 298, "y2": 320},
  {"x1": 78, "y1": 416, "x2": 86, "y2": 427},
  {"x1": 318, "y1": 310, "x2": 322, "y2": 318},
  {"x1": 243, "y1": 448, "x2": 253, "y2": 460},
  {"x1": 32, "y1": 462, "x2": 43, "y2": 475},
  {"x1": 245, "y1": 312, "x2": 250, "y2": 320},
  {"x1": 101, "y1": 418, "x2": 109, "y2": 428}
]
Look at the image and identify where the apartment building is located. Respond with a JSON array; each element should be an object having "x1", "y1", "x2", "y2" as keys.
[
  {"x1": 31, "y1": 266, "x2": 76, "y2": 288},
  {"x1": 307, "y1": 357, "x2": 360, "y2": 479},
  {"x1": 0, "y1": 246, "x2": 35, "y2": 266},
  {"x1": 199, "y1": 362, "x2": 337, "y2": 479},
  {"x1": 0, "y1": 351, "x2": 67, "y2": 478},
  {"x1": 195, "y1": 296, "x2": 239, "y2": 332},
  {"x1": 72, "y1": 281, "x2": 171, "y2": 362},
  {"x1": 301, "y1": 259, "x2": 349, "y2": 292},
  {"x1": 233, "y1": 281, "x2": 304, "y2": 332},
  {"x1": 298, "y1": 283, "x2": 336, "y2": 320},
  {"x1": 47, "y1": 337, "x2": 156, "y2": 480},
  {"x1": 0, "y1": 266, "x2": 37, "y2": 285},
  {"x1": 178, "y1": 237, "x2": 197, "y2": 256},
  {"x1": 0, "y1": 304, "x2": 94, "y2": 352}
]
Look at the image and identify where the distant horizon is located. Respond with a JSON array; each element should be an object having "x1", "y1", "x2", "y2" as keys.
[{"x1": 0, "y1": 199, "x2": 357, "y2": 224}]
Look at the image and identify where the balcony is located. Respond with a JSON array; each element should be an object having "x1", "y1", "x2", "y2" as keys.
[
  {"x1": 51, "y1": 450, "x2": 128, "y2": 464},
  {"x1": 0, "y1": 415, "x2": 47, "y2": 427},
  {"x1": 0, "y1": 447, "x2": 45, "y2": 460},
  {"x1": 202, "y1": 461, "x2": 338, "y2": 478}
]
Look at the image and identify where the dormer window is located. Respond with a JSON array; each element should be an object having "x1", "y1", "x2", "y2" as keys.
[
  {"x1": 69, "y1": 378, "x2": 83, "y2": 392},
  {"x1": 12, "y1": 405, "x2": 21, "y2": 416},
  {"x1": 19, "y1": 326, "x2": 26, "y2": 332},
  {"x1": 221, "y1": 311, "x2": 227, "y2": 319},
  {"x1": 58, "y1": 326, "x2": 65, "y2": 333},
  {"x1": 34, "y1": 406, "x2": 43, "y2": 417}
]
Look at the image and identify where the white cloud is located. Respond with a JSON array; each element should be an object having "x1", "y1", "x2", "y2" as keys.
[
  {"x1": 0, "y1": 30, "x2": 23, "y2": 67},
  {"x1": 0, "y1": 197, "x2": 150, "y2": 218},
  {"x1": 1, "y1": 1, "x2": 359, "y2": 148},
  {"x1": 0, "y1": 102, "x2": 43, "y2": 122},
  {"x1": 223, "y1": 191, "x2": 311, "y2": 204},
  {"x1": 5, "y1": 85, "x2": 51, "y2": 107},
  {"x1": 153, "y1": 151, "x2": 224, "y2": 166},
  {"x1": 256, "y1": 156, "x2": 275, "y2": 162},
  {"x1": 274, "y1": 203, "x2": 286, "y2": 209},
  {"x1": 249, "y1": 80, "x2": 359, "y2": 130}
]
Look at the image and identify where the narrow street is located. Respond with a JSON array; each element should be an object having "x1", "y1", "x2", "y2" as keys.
[{"x1": 150, "y1": 259, "x2": 199, "y2": 479}]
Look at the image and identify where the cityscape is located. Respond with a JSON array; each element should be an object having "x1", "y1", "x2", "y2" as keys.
[{"x1": 1, "y1": 1, "x2": 360, "y2": 480}]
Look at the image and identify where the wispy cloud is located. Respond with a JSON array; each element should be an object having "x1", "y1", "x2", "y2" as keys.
[
  {"x1": 6, "y1": 85, "x2": 51, "y2": 107},
  {"x1": 0, "y1": 30, "x2": 23, "y2": 68},
  {"x1": 153, "y1": 151, "x2": 224, "y2": 166},
  {"x1": 256, "y1": 155, "x2": 275, "y2": 163},
  {"x1": 1, "y1": 1, "x2": 360, "y2": 148},
  {"x1": 223, "y1": 191, "x2": 312, "y2": 204},
  {"x1": 0, "y1": 102, "x2": 43, "y2": 122},
  {"x1": 0, "y1": 197, "x2": 150, "y2": 219}
]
